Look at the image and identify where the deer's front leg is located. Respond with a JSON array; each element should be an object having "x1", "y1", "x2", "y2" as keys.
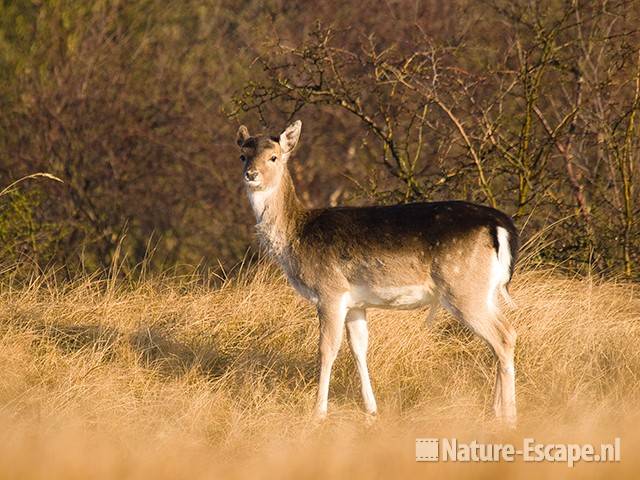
[
  {"x1": 313, "y1": 295, "x2": 348, "y2": 420},
  {"x1": 346, "y1": 308, "x2": 377, "y2": 415}
]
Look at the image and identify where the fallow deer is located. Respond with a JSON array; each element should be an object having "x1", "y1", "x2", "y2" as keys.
[{"x1": 236, "y1": 120, "x2": 519, "y2": 426}]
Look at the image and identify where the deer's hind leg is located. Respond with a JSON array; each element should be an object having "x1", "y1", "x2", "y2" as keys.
[
  {"x1": 443, "y1": 296, "x2": 517, "y2": 426},
  {"x1": 479, "y1": 309, "x2": 516, "y2": 426}
]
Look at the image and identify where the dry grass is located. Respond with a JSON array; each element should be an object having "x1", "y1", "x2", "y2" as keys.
[{"x1": 0, "y1": 263, "x2": 639, "y2": 478}]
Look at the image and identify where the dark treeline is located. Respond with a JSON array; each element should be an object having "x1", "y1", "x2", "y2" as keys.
[{"x1": 0, "y1": 0, "x2": 639, "y2": 277}]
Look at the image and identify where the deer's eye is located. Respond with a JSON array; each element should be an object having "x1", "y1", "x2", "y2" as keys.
[
  {"x1": 270, "y1": 155, "x2": 277, "y2": 162},
  {"x1": 240, "y1": 155, "x2": 246, "y2": 162}
]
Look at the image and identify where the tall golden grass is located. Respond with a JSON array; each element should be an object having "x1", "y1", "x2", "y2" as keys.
[{"x1": 0, "y1": 262, "x2": 638, "y2": 478}]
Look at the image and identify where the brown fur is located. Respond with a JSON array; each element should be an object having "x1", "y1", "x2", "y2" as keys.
[{"x1": 236, "y1": 121, "x2": 519, "y2": 426}]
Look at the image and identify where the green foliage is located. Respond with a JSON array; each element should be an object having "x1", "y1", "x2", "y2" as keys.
[{"x1": 0, "y1": 189, "x2": 60, "y2": 263}]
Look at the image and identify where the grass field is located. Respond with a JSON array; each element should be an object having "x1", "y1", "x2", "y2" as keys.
[{"x1": 0, "y1": 262, "x2": 639, "y2": 478}]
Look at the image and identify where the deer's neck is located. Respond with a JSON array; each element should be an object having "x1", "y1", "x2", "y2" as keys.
[{"x1": 248, "y1": 171, "x2": 304, "y2": 256}]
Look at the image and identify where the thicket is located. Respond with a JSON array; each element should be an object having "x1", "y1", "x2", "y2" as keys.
[{"x1": 1, "y1": 0, "x2": 638, "y2": 277}]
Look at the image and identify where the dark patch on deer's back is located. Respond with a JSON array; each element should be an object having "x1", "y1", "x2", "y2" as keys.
[{"x1": 299, "y1": 201, "x2": 518, "y2": 276}]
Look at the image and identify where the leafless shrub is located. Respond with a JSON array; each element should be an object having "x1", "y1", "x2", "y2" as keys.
[{"x1": 233, "y1": 1, "x2": 640, "y2": 276}]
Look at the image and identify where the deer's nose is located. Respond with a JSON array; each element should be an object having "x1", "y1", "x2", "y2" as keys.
[{"x1": 245, "y1": 170, "x2": 258, "y2": 182}]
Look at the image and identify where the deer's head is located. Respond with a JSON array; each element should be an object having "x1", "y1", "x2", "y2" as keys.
[{"x1": 236, "y1": 121, "x2": 302, "y2": 192}]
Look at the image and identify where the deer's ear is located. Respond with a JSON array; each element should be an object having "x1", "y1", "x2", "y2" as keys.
[
  {"x1": 279, "y1": 120, "x2": 302, "y2": 154},
  {"x1": 236, "y1": 125, "x2": 250, "y2": 147}
]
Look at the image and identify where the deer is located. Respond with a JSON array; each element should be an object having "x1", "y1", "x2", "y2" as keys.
[{"x1": 236, "y1": 120, "x2": 519, "y2": 427}]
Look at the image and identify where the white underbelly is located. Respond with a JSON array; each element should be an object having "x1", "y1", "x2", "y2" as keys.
[{"x1": 349, "y1": 284, "x2": 435, "y2": 310}]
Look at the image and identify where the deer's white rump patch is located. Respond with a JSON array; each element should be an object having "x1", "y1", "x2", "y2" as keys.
[
  {"x1": 488, "y1": 226, "x2": 515, "y2": 310},
  {"x1": 496, "y1": 226, "x2": 512, "y2": 284}
]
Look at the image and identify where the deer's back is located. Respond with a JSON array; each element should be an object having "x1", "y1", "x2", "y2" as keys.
[
  {"x1": 300, "y1": 201, "x2": 517, "y2": 263},
  {"x1": 288, "y1": 201, "x2": 518, "y2": 306}
]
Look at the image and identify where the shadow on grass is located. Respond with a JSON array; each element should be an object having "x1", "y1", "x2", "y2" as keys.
[{"x1": 4, "y1": 311, "x2": 316, "y2": 386}]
